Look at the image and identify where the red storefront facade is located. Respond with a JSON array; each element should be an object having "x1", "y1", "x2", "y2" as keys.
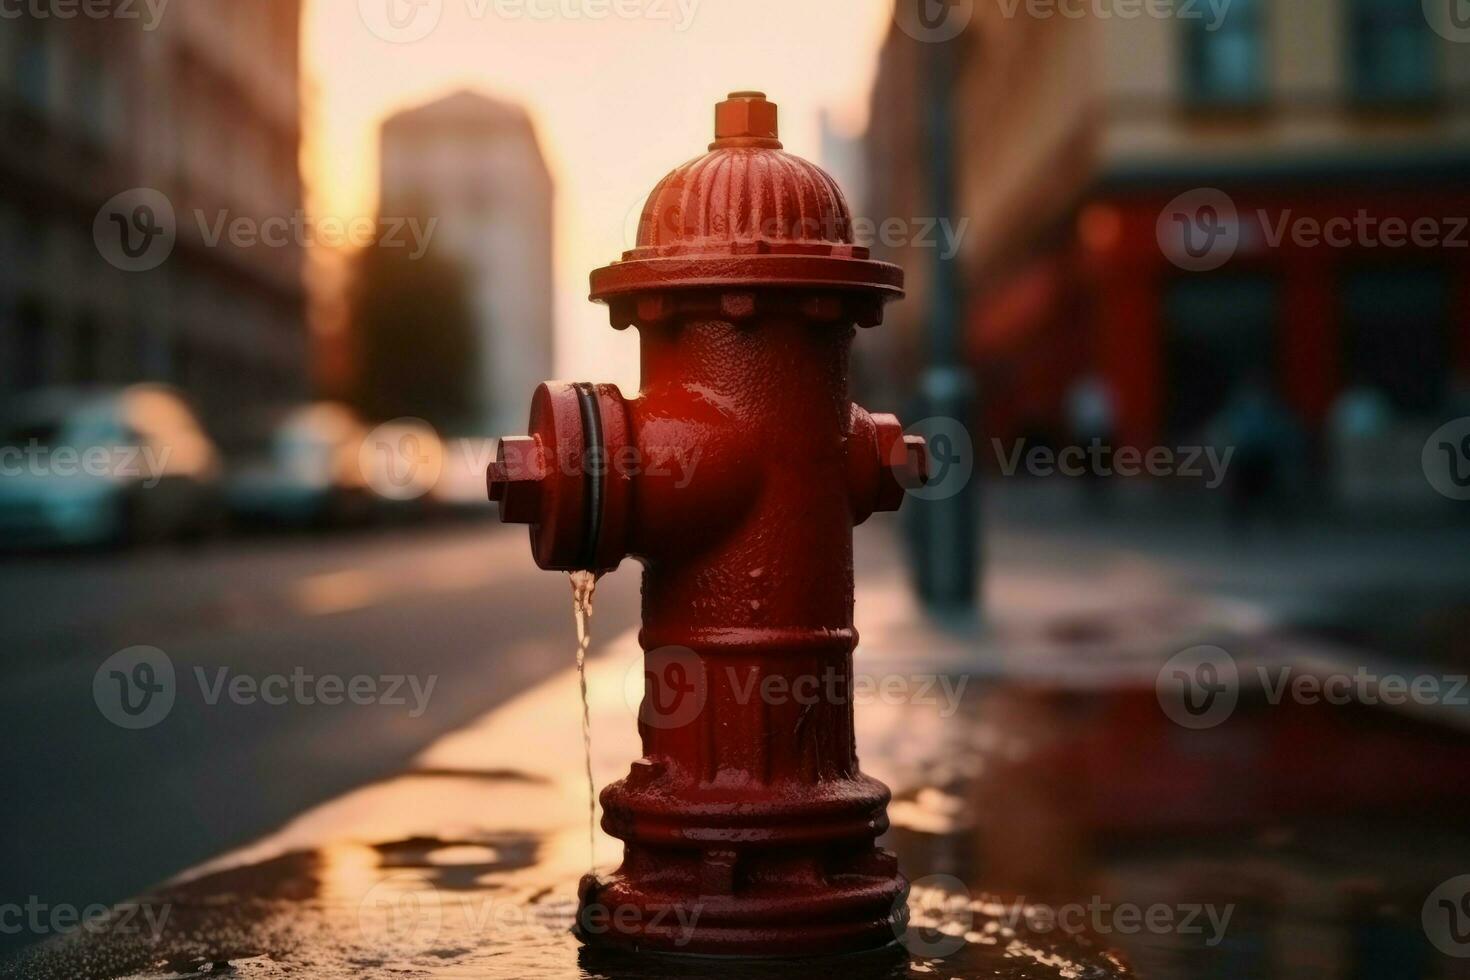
[{"x1": 972, "y1": 173, "x2": 1470, "y2": 454}]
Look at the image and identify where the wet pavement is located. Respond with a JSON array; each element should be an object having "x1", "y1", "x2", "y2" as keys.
[
  {"x1": 8, "y1": 508, "x2": 1470, "y2": 977},
  {"x1": 0, "y1": 521, "x2": 642, "y2": 950},
  {"x1": 0, "y1": 614, "x2": 1138, "y2": 979},
  {"x1": 0, "y1": 839, "x2": 1133, "y2": 979}
]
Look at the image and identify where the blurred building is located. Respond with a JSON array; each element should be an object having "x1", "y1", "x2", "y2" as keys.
[
  {"x1": 379, "y1": 90, "x2": 554, "y2": 437},
  {"x1": 0, "y1": 3, "x2": 308, "y2": 450},
  {"x1": 867, "y1": 0, "x2": 1470, "y2": 462},
  {"x1": 820, "y1": 108, "x2": 869, "y2": 225}
]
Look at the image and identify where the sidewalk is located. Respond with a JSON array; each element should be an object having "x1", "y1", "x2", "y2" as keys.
[
  {"x1": 979, "y1": 479, "x2": 1470, "y2": 638},
  {"x1": 860, "y1": 480, "x2": 1470, "y2": 674}
]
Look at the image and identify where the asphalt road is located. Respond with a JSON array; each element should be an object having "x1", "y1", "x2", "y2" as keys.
[{"x1": 0, "y1": 520, "x2": 642, "y2": 950}]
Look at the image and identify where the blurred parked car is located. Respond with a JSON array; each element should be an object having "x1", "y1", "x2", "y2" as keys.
[
  {"x1": 0, "y1": 385, "x2": 221, "y2": 548},
  {"x1": 224, "y1": 403, "x2": 372, "y2": 528}
]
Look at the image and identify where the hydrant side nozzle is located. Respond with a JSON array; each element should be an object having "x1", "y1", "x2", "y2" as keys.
[
  {"x1": 868, "y1": 412, "x2": 927, "y2": 516},
  {"x1": 487, "y1": 435, "x2": 544, "y2": 523},
  {"x1": 487, "y1": 382, "x2": 633, "y2": 573},
  {"x1": 903, "y1": 434, "x2": 930, "y2": 487}
]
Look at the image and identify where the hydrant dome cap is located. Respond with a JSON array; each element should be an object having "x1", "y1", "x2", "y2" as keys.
[
  {"x1": 590, "y1": 93, "x2": 904, "y2": 303},
  {"x1": 639, "y1": 92, "x2": 851, "y2": 251}
]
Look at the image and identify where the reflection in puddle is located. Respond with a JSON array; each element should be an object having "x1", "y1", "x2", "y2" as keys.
[{"x1": 424, "y1": 844, "x2": 502, "y2": 866}]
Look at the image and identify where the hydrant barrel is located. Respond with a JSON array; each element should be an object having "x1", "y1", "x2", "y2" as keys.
[{"x1": 490, "y1": 92, "x2": 926, "y2": 957}]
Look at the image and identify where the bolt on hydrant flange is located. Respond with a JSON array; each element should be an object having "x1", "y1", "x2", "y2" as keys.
[{"x1": 488, "y1": 92, "x2": 927, "y2": 957}]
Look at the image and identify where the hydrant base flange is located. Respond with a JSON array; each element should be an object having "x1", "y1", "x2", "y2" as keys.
[{"x1": 577, "y1": 870, "x2": 909, "y2": 957}]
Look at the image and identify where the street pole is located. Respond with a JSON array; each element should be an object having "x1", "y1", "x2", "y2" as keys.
[{"x1": 909, "y1": 23, "x2": 980, "y2": 612}]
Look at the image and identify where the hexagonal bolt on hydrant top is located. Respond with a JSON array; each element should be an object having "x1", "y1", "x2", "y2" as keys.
[{"x1": 487, "y1": 91, "x2": 928, "y2": 957}]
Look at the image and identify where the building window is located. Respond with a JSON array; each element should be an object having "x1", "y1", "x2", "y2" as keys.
[
  {"x1": 1348, "y1": 0, "x2": 1437, "y2": 106},
  {"x1": 15, "y1": 298, "x2": 46, "y2": 390},
  {"x1": 72, "y1": 314, "x2": 100, "y2": 384},
  {"x1": 172, "y1": 335, "x2": 192, "y2": 389},
  {"x1": 129, "y1": 320, "x2": 153, "y2": 382},
  {"x1": 1163, "y1": 273, "x2": 1279, "y2": 442},
  {"x1": 72, "y1": 53, "x2": 107, "y2": 147},
  {"x1": 15, "y1": 19, "x2": 50, "y2": 113},
  {"x1": 1182, "y1": 0, "x2": 1266, "y2": 108},
  {"x1": 1342, "y1": 266, "x2": 1450, "y2": 413}
]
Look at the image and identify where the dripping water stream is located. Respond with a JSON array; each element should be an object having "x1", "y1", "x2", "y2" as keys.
[{"x1": 569, "y1": 570, "x2": 599, "y2": 875}]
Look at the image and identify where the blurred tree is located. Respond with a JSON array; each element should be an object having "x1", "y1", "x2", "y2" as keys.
[{"x1": 347, "y1": 233, "x2": 479, "y2": 432}]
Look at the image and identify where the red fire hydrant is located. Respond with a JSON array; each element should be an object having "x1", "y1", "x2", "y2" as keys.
[{"x1": 489, "y1": 92, "x2": 926, "y2": 957}]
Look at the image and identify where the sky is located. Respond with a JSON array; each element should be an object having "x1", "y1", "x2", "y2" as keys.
[{"x1": 302, "y1": 0, "x2": 895, "y2": 393}]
